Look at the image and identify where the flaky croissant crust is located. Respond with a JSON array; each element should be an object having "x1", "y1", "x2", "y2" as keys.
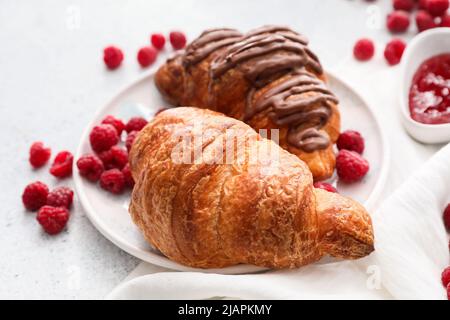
[
  {"x1": 129, "y1": 107, "x2": 373, "y2": 269},
  {"x1": 155, "y1": 26, "x2": 341, "y2": 181}
]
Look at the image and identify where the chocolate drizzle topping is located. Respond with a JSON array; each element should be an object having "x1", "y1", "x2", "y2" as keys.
[
  {"x1": 183, "y1": 28, "x2": 242, "y2": 67},
  {"x1": 252, "y1": 70, "x2": 338, "y2": 151},
  {"x1": 181, "y1": 25, "x2": 338, "y2": 152},
  {"x1": 210, "y1": 26, "x2": 323, "y2": 80}
]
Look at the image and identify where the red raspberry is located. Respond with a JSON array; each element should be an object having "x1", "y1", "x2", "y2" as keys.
[
  {"x1": 384, "y1": 39, "x2": 406, "y2": 66},
  {"x1": 313, "y1": 182, "x2": 337, "y2": 193},
  {"x1": 36, "y1": 205, "x2": 69, "y2": 235},
  {"x1": 98, "y1": 148, "x2": 113, "y2": 168},
  {"x1": 416, "y1": 10, "x2": 438, "y2": 31},
  {"x1": 137, "y1": 46, "x2": 158, "y2": 67},
  {"x1": 47, "y1": 186, "x2": 74, "y2": 209},
  {"x1": 29, "y1": 142, "x2": 51, "y2": 168},
  {"x1": 122, "y1": 163, "x2": 135, "y2": 188},
  {"x1": 419, "y1": 0, "x2": 428, "y2": 9},
  {"x1": 169, "y1": 31, "x2": 187, "y2": 50},
  {"x1": 387, "y1": 10, "x2": 411, "y2": 33},
  {"x1": 125, "y1": 117, "x2": 148, "y2": 133},
  {"x1": 336, "y1": 150, "x2": 370, "y2": 183},
  {"x1": 103, "y1": 46, "x2": 123, "y2": 70},
  {"x1": 100, "y1": 169, "x2": 126, "y2": 194},
  {"x1": 100, "y1": 146, "x2": 128, "y2": 169},
  {"x1": 442, "y1": 266, "x2": 450, "y2": 288},
  {"x1": 444, "y1": 204, "x2": 450, "y2": 231},
  {"x1": 76, "y1": 154, "x2": 104, "y2": 182},
  {"x1": 151, "y1": 33, "x2": 166, "y2": 50},
  {"x1": 440, "y1": 13, "x2": 450, "y2": 26},
  {"x1": 89, "y1": 124, "x2": 119, "y2": 152},
  {"x1": 22, "y1": 181, "x2": 49, "y2": 211},
  {"x1": 101, "y1": 115, "x2": 125, "y2": 136},
  {"x1": 447, "y1": 283, "x2": 450, "y2": 300},
  {"x1": 427, "y1": 0, "x2": 449, "y2": 16},
  {"x1": 353, "y1": 38, "x2": 375, "y2": 61},
  {"x1": 111, "y1": 146, "x2": 128, "y2": 169},
  {"x1": 126, "y1": 130, "x2": 139, "y2": 152},
  {"x1": 337, "y1": 130, "x2": 365, "y2": 154},
  {"x1": 50, "y1": 151, "x2": 73, "y2": 178},
  {"x1": 393, "y1": 0, "x2": 416, "y2": 11}
]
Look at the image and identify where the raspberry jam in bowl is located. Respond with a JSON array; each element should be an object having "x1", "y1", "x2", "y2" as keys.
[
  {"x1": 409, "y1": 54, "x2": 450, "y2": 125},
  {"x1": 400, "y1": 28, "x2": 450, "y2": 144}
]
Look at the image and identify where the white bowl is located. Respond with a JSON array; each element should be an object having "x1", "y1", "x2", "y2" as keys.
[{"x1": 400, "y1": 28, "x2": 450, "y2": 144}]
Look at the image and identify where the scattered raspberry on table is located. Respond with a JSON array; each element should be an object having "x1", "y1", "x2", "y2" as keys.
[
  {"x1": 22, "y1": 181, "x2": 49, "y2": 211},
  {"x1": 384, "y1": 38, "x2": 406, "y2": 65},
  {"x1": 447, "y1": 283, "x2": 450, "y2": 300},
  {"x1": 125, "y1": 117, "x2": 148, "y2": 133},
  {"x1": 426, "y1": 0, "x2": 449, "y2": 16},
  {"x1": 353, "y1": 38, "x2": 375, "y2": 61},
  {"x1": 336, "y1": 150, "x2": 370, "y2": 183},
  {"x1": 442, "y1": 266, "x2": 450, "y2": 287},
  {"x1": 387, "y1": 10, "x2": 411, "y2": 33},
  {"x1": 103, "y1": 46, "x2": 124, "y2": 70},
  {"x1": 89, "y1": 124, "x2": 119, "y2": 152},
  {"x1": 151, "y1": 33, "x2": 166, "y2": 50},
  {"x1": 169, "y1": 31, "x2": 187, "y2": 50},
  {"x1": 101, "y1": 115, "x2": 125, "y2": 136},
  {"x1": 313, "y1": 182, "x2": 337, "y2": 193},
  {"x1": 137, "y1": 46, "x2": 158, "y2": 67},
  {"x1": 393, "y1": 0, "x2": 416, "y2": 11},
  {"x1": 440, "y1": 13, "x2": 450, "y2": 26},
  {"x1": 46, "y1": 186, "x2": 74, "y2": 209},
  {"x1": 419, "y1": 0, "x2": 428, "y2": 9},
  {"x1": 76, "y1": 154, "x2": 104, "y2": 182},
  {"x1": 337, "y1": 130, "x2": 365, "y2": 154},
  {"x1": 443, "y1": 203, "x2": 450, "y2": 231},
  {"x1": 29, "y1": 142, "x2": 51, "y2": 168},
  {"x1": 100, "y1": 168, "x2": 126, "y2": 194},
  {"x1": 49, "y1": 151, "x2": 73, "y2": 178},
  {"x1": 36, "y1": 205, "x2": 69, "y2": 235},
  {"x1": 416, "y1": 10, "x2": 437, "y2": 31}
]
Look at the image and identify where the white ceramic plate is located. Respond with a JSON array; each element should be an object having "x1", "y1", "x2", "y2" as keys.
[{"x1": 74, "y1": 71, "x2": 389, "y2": 274}]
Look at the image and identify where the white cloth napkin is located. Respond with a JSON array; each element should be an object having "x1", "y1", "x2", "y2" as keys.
[{"x1": 107, "y1": 58, "x2": 450, "y2": 300}]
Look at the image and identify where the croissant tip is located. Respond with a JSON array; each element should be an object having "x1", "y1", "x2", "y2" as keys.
[{"x1": 322, "y1": 234, "x2": 375, "y2": 260}]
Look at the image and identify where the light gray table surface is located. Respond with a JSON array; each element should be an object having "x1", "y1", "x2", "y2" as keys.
[{"x1": 0, "y1": 0, "x2": 442, "y2": 299}]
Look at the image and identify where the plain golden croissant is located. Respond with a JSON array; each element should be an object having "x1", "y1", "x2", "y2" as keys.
[
  {"x1": 155, "y1": 26, "x2": 340, "y2": 181},
  {"x1": 129, "y1": 107, "x2": 373, "y2": 269}
]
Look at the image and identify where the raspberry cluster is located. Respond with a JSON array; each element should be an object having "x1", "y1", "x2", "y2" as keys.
[
  {"x1": 22, "y1": 181, "x2": 73, "y2": 235},
  {"x1": 76, "y1": 114, "x2": 144, "y2": 195},
  {"x1": 24, "y1": 141, "x2": 76, "y2": 234},
  {"x1": 103, "y1": 31, "x2": 187, "y2": 70},
  {"x1": 22, "y1": 113, "x2": 146, "y2": 234},
  {"x1": 388, "y1": 0, "x2": 449, "y2": 33},
  {"x1": 313, "y1": 129, "x2": 369, "y2": 193},
  {"x1": 354, "y1": 0, "x2": 450, "y2": 66}
]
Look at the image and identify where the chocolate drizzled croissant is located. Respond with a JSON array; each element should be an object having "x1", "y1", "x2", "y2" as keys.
[
  {"x1": 129, "y1": 107, "x2": 374, "y2": 269},
  {"x1": 156, "y1": 26, "x2": 340, "y2": 180}
]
